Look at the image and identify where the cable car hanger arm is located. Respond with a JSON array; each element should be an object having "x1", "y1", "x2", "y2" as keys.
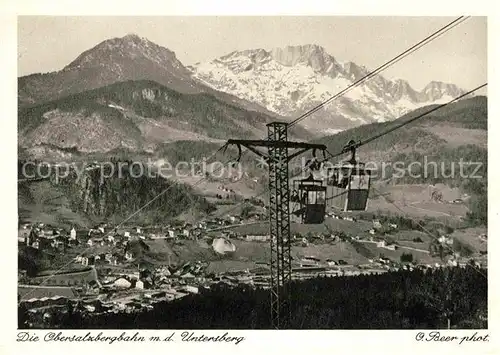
[
  {"x1": 226, "y1": 139, "x2": 326, "y2": 150},
  {"x1": 226, "y1": 139, "x2": 327, "y2": 163}
]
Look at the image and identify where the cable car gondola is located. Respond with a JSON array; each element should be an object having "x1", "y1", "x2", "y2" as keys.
[
  {"x1": 325, "y1": 140, "x2": 372, "y2": 212},
  {"x1": 291, "y1": 174, "x2": 327, "y2": 224}
]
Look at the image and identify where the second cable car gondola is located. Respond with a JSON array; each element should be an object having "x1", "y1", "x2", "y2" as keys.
[
  {"x1": 325, "y1": 140, "x2": 372, "y2": 212},
  {"x1": 291, "y1": 173, "x2": 327, "y2": 224}
]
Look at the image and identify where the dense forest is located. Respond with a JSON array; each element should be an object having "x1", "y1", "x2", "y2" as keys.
[
  {"x1": 18, "y1": 80, "x2": 309, "y2": 142},
  {"x1": 19, "y1": 267, "x2": 487, "y2": 329},
  {"x1": 18, "y1": 160, "x2": 215, "y2": 224},
  {"x1": 58, "y1": 161, "x2": 215, "y2": 223}
]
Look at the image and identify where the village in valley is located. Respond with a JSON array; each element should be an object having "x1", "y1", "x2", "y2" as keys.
[{"x1": 18, "y1": 195, "x2": 488, "y2": 328}]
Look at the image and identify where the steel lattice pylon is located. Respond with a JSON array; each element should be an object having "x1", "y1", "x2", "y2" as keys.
[
  {"x1": 267, "y1": 122, "x2": 292, "y2": 329},
  {"x1": 226, "y1": 123, "x2": 326, "y2": 329}
]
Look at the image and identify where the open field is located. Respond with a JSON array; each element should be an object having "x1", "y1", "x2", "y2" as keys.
[
  {"x1": 367, "y1": 198, "x2": 467, "y2": 222},
  {"x1": 18, "y1": 181, "x2": 93, "y2": 228},
  {"x1": 450, "y1": 227, "x2": 487, "y2": 254},
  {"x1": 292, "y1": 241, "x2": 370, "y2": 264},
  {"x1": 206, "y1": 260, "x2": 259, "y2": 274},
  {"x1": 406, "y1": 202, "x2": 468, "y2": 217},
  {"x1": 30, "y1": 267, "x2": 99, "y2": 288},
  {"x1": 172, "y1": 163, "x2": 265, "y2": 199},
  {"x1": 355, "y1": 242, "x2": 438, "y2": 264},
  {"x1": 426, "y1": 125, "x2": 487, "y2": 149},
  {"x1": 222, "y1": 218, "x2": 373, "y2": 237}
]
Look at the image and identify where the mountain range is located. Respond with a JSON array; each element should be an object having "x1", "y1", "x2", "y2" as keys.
[
  {"x1": 17, "y1": 33, "x2": 487, "y2": 226},
  {"x1": 190, "y1": 44, "x2": 466, "y2": 134},
  {"x1": 18, "y1": 34, "x2": 280, "y2": 117},
  {"x1": 18, "y1": 34, "x2": 469, "y2": 157}
]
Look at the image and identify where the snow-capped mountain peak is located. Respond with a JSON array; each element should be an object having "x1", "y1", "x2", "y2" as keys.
[
  {"x1": 190, "y1": 45, "x2": 465, "y2": 133},
  {"x1": 270, "y1": 44, "x2": 333, "y2": 71}
]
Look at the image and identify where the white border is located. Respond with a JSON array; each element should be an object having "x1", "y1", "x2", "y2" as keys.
[{"x1": 1, "y1": 1, "x2": 498, "y2": 355}]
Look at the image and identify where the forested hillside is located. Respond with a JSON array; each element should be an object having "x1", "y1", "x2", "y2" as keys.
[{"x1": 20, "y1": 267, "x2": 486, "y2": 329}]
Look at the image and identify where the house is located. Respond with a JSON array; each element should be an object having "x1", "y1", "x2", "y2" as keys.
[
  {"x1": 302, "y1": 256, "x2": 321, "y2": 263},
  {"x1": 469, "y1": 260, "x2": 481, "y2": 268},
  {"x1": 155, "y1": 266, "x2": 171, "y2": 277},
  {"x1": 373, "y1": 220, "x2": 382, "y2": 229},
  {"x1": 379, "y1": 257, "x2": 391, "y2": 264},
  {"x1": 135, "y1": 280, "x2": 144, "y2": 289},
  {"x1": 18, "y1": 234, "x2": 28, "y2": 245},
  {"x1": 126, "y1": 271, "x2": 140, "y2": 280},
  {"x1": 198, "y1": 222, "x2": 207, "y2": 230},
  {"x1": 180, "y1": 285, "x2": 199, "y2": 294},
  {"x1": 50, "y1": 238, "x2": 65, "y2": 251},
  {"x1": 384, "y1": 244, "x2": 396, "y2": 251},
  {"x1": 68, "y1": 234, "x2": 79, "y2": 246},
  {"x1": 246, "y1": 235, "x2": 269, "y2": 242},
  {"x1": 83, "y1": 280, "x2": 101, "y2": 295},
  {"x1": 191, "y1": 227, "x2": 202, "y2": 236},
  {"x1": 87, "y1": 239, "x2": 93, "y2": 247},
  {"x1": 168, "y1": 230, "x2": 175, "y2": 238},
  {"x1": 125, "y1": 251, "x2": 134, "y2": 261},
  {"x1": 326, "y1": 259, "x2": 337, "y2": 267},
  {"x1": 70, "y1": 227, "x2": 77, "y2": 240},
  {"x1": 179, "y1": 270, "x2": 196, "y2": 279},
  {"x1": 438, "y1": 235, "x2": 454, "y2": 245}
]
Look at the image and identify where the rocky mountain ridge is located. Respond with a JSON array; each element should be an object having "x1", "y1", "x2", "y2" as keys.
[{"x1": 191, "y1": 44, "x2": 466, "y2": 133}]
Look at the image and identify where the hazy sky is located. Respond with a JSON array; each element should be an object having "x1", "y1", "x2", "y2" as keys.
[{"x1": 18, "y1": 16, "x2": 487, "y2": 91}]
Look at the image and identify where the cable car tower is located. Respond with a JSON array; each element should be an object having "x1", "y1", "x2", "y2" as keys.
[{"x1": 226, "y1": 122, "x2": 326, "y2": 329}]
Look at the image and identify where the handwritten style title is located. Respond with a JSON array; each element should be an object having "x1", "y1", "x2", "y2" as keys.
[{"x1": 17, "y1": 331, "x2": 245, "y2": 345}]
